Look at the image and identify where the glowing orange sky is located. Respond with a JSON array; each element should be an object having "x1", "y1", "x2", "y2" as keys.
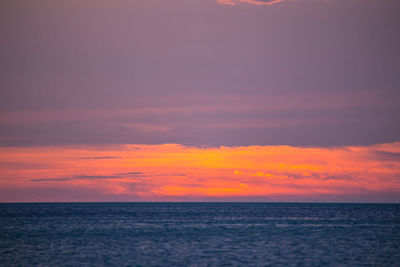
[{"x1": 1, "y1": 142, "x2": 399, "y2": 202}]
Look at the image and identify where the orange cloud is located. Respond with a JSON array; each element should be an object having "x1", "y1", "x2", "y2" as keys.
[
  {"x1": 0, "y1": 142, "x2": 399, "y2": 202},
  {"x1": 217, "y1": 0, "x2": 286, "y2": 6}
]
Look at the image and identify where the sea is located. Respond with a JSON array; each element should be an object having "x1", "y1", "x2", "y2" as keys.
[{"x1": 0, "y1": 202, "x2": 399, "y2": 266}]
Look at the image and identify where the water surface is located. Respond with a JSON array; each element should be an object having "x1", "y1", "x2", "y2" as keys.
[{"x1": 1, "y1": 203, "x2": 399, "y2": 266}]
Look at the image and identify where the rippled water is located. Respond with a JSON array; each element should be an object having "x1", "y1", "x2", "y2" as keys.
[{"x1": 1, "y1": 203, "x2": 399, "y2": 266}]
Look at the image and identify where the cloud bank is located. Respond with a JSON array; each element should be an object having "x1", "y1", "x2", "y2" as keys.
[{"x1": 0, "y1": 142, "x2": 399, "y2": 202}]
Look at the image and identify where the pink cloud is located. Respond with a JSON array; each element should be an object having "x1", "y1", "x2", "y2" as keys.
[{"x1": 217, "y1": 0, "x2": 287, "y2": 6}]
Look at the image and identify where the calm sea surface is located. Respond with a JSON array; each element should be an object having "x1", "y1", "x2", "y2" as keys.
[{"x1": 1, "y1": 203, "x2": 399, "y2": 266}]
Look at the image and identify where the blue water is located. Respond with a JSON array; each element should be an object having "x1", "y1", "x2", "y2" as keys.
[{"x1": 1, "y1": 203, "x2": 399, "y2": 266}]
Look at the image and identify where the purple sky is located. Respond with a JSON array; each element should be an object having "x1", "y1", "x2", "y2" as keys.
[{"x1": 1, "y1": 0, "x2": 399, "y2": 147}]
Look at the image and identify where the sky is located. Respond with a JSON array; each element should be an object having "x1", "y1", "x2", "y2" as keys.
[{"x1": 0, "y1": 0, "x2": 399, "y2": 202}]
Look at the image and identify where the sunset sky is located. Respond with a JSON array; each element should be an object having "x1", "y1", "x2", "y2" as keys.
[{"x1": 1, "y1": 0, "x2": 399, "y2": 202}]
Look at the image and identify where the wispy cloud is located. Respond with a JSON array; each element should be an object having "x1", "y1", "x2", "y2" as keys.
[
  {"x1": 116, "y1": 172, "x2": 144, "y2": 175},
  {"x1": 31, "y1": 175, "x2": 122, "y2": 182},
  {"x1": 31, "y1": 178, "x2": 76, "y2": 182},
  {"x1": 30, "y1": 172, "x2": 186, "y2": 182},
  {"x1": 121, "y1": 123, "x2": 173, "y2": 133},
  {"x1": 371, "y1": 151, "x2": 400, "y2": 161},
  {"x1": 1, "y1": 88, "x2": 396, "y2": 147}
]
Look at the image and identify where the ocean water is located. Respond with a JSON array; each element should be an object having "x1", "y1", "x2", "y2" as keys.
[{"x1": 0, "y1": 203, "x2": 399, "y2": 266}]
